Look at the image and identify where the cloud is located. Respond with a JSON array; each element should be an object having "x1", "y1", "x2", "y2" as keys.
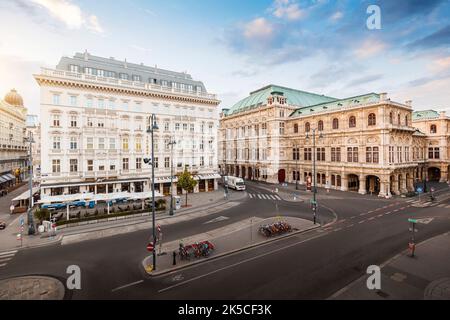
[
  {"x1": 330, "y1": 11, "x2": 343, "y2": 21},
  {"x1": 243, "y1": 18, "x2": 275, "y2": 41},
  {"x1": 347, "y1": 74, "x2": 383, "y2": 87},
  {"x1": 372, "y1": 0, "x2": 446, "y2": 23},
  {"x1": 407, "y1": 25, "x2": 450, "y2": 50},
  {"x1": 28, "y1": 0, "x2": 104, "y2": 33},
  {"x1": 272, "y1": 0, "x2": 304, "y2": 21},
  {"x1": 354, "y1": 39, "x2": 387, "y2": 59}
]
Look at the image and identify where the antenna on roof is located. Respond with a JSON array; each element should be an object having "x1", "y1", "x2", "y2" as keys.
[{"x1": 84, "y1": 49, "x2": 89, "y2": 61}]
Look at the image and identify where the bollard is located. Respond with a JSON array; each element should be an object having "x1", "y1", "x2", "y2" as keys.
[{"x1": 173, "y1": 251, "x2": 177, "y2": 265}]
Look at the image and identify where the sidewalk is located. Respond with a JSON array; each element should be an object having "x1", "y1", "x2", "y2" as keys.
[
  {"x1": 0, "y1": 183, "x2": 29, "y2": 223},
  {"x1": 143, "y1": 216, "x2": 318, "y2": 276},
  {"x1": 331, "y1": 232, "x2": 450, "y2": 300},
  {"x1": 0, "y1": 189, "x2": 247, "y2": 251}
]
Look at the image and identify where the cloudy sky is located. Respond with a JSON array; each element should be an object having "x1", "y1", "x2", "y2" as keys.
[{"x1": 0, "y1": 0, "x2": 449, "y2": 116}]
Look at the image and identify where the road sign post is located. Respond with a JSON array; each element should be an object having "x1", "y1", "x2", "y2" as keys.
[{"x1": 408, "y1": 218, "x2": 418, "y2": 257}]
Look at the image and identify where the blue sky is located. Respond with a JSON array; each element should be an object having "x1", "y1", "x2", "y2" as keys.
[{"x1": 0, "y1": 0, "x2": 449, "y2": 116}]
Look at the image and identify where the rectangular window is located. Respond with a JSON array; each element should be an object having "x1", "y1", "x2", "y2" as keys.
[
  {"x1": 136, "y1": 138, "x2": 142, "y2": 151},
  {"x1": 154, "y1": 157, "x2": 159, "y2": 168},
  {"x1": 53, "y1": 94, "x2": 60, "y2": 105},
  {"x1": 52, "y1": 136, "x2": 61, "y2": 150},
  {"x1": 164, "y1": 157, "x2": 170, "y2": 168},
  {"x1": 69, "y1": 65, "x2": 79, "y2": 73},
  {"x1": 70, "y1": 137, "x2": 77, "y2": 150},
  {"x1": 87, "y1": 137, "x2": 94, "y2": 149},
  {"x1": 120, "y1": 73, "x2": 129, "y2": 80},
  {"x1": 132, "y1": 75, "x2": 141, "y2": 82},
  {"x1": 52, "y1": 115, "x2": 60, "y2": 127},
  {"x1": 98, "y1": 99, "x2": 104, "y2": 109},
  {"x1": 347, "y1": 147, "x2": 353, "y2": 162},
  {"x1": 122, "y1": 158, "x2": 129, "y2": 170},
  {"x1": 353, "y1": 147, "x2": 358, "y2": 162},
  {"x1": 122, "y1": 138, "x2": 129, "y2": 150},
  {"x1": 98, "y1": 138, "x2": 105, "y2": 149},
  {"x1": 164, "y1": 122, "x2": 170, "y2": 131},
  {"x1": 136, "y1": 158, "x2": 142, "y2": 170},
  {"x1": 279, "y1": 122, "x2": 285, "y2": 135},
  {"x1": 175, "y1": 123, "x2": 180, "y2": 131},
  {"x1": 86, "y1": 98, "x2": 93, "y2": 108},
  {"x1": 70, "y1": 116, "x2": 77, "y2": 127},
  {"x1": 200, "y1": 156, "x2": 205, "y2": 167},
  {"x1": 70, "y1": 159, "x2": 78, "y2": 172},
  {"x1": 366, "y1": 147, "x2": 372, "y2": 163},
  {"x1": 52, "y1": 159, "x2": 60, "y2": 173},
  {"x1": 109, "y1": 138, "x2": 116, "y2": 150},
  {"x1": 87, "y1": 160, "x2": 94, "y2": 171},
  {"x1": 70, "y1": 96, "x2": 77, "y2": 106}
]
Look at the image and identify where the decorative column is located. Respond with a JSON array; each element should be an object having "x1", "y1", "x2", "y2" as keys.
[
  {"x1": 341, "y1": 175, "x2": 348, "y2": 191},
  {"x1": 400, "y1": 173, "x2": 408, "y2": 194},
  {"x1": 392, "y1": 175, "x2": 400, "y2": 195},
  {"x1": 358, "y1": 174, "x2": 367, "y2": 195}
]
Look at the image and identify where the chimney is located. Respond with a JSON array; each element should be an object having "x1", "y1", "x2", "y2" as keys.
[
  {"x1": 440, "y1": 111, "x2": 446, "y2": 118},
  {"x1": 379, "y1": 92, "x2": 387, "y2": 101},
  {"x1": 405, "y1": 100, "x2": 412, "y2": 107}
]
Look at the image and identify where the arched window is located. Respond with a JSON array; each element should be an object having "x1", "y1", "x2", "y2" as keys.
[
  {"x1": 389, "y1": 112, "x2": 393, "y2": 124},
  {"x1": 349, "y1": 116, "x2": 356, "y2": 128},
  {"x1": 398, "y1": 114, "x2": 401, "y2": 125},
  {"x1": 368, "y1": 113, "x2": 376, "y2": 126},
  {"x1": 430, "y1": 124, "x2": 437, "y2": 134},
  {"x1": 332, "y1": 118, "x2": 339, "y2": 129},
  {"x1": 293, "y1": 123, "x2": 298, "y2": 133},
  {"x1": 318, "y1": 120, "x2": 324, "y2": 131},
  {"x1": 405, "y1": 115, "x2": 408, "y2": 126},
  {"x1": 305, "y1": 122, "x2": 310, "y2": 132}
]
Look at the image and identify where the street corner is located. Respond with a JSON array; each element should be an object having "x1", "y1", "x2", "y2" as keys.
[{"x1": 0, "y1": 276, "x2": 66, "y2": 300}]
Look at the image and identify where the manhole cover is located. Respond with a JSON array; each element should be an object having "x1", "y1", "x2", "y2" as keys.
[{"x1": 424, "y1": 278, "x2": 450, "y2": 300}]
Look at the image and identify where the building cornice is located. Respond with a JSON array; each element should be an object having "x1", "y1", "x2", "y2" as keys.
[{"x1": 34, "y1": 70, "x2": 221, "y2": 107}]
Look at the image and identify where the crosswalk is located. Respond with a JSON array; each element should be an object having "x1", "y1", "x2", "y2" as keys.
[
  {"x1": 0, "y1": 250, "x2": 18, "y2": 268},
  {"x1": 248, "y1": 193, "x2": 282, "y2": 201}
]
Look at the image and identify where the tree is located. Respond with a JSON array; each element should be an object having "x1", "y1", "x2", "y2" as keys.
[
  {"x1": 34, "y1": 208, "x2": 50, "y2": 223},
  {"x1": 177, "y1": 169, "x2": 197, "y2": 207}
]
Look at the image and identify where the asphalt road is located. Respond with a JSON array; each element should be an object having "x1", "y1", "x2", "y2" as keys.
[{"x1": 1, "y1": 182, "x2": 449, "y2": 300}]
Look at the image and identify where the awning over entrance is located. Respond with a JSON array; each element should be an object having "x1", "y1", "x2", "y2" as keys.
[
  {"x1": 155, "y1": 176, "x2": 178, "y2": 184},
  {"x1": 197, "y1": 173, "x2": 221, "y2": 180},
  {"x1": 37, "y1": 191, "x2": 164, "y2": 205},
  {"x1": 12, "y1": 187, "x2": 40, "y2": 202}
]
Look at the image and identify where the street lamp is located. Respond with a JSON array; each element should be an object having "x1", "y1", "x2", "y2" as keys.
[
  {"x1": 167, "y1": 140, "x2": 176, "y2": 216},
  {"x1": 295, "y1": 144, "x2": 299, "y2": 190},
  {"x1": 306, "y1": 129, "x2": 323, "y2": 225},
  {"x1": 146, "y1": 114, "x2": 159, "y2": 270},
  {"x1": 25, "y1": 131, "x2": 35, "y2": 235}
]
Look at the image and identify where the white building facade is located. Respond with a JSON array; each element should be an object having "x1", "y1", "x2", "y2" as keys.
[{"x1": 35, "y1": 51, "x2": 221, "y2": 197}]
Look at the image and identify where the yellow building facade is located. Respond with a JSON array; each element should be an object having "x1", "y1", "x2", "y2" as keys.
[{"x1": 219, "y1": 85, "x2": 432, "y2": 198}]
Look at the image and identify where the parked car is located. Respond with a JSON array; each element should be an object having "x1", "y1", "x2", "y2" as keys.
[{"x1": 0, "y1": 221, "x2": 6, "y2": 230}]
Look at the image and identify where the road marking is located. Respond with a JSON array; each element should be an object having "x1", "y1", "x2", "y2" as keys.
[
  {"x1": 393, "y1": 209, "x2": 399, "y2": 212},
  {"x1": 385, "y1": 211, "x2": 391, "y2": 215},
  {"x1": 360, "y1": 213, "x2": 367, "y2": 216},
  {"x1": 249, "y1": 194, "x2": 253, "y2": 199},
  {"x1": 347, "y1": 224, "x2": 354, "y2": 228},
  {"x1": 257, "y1": 194, "x2": 262, "y2": 199},
  {"x1": 377, "y1": 214, "x2": 383, "y2": 218},
  {"x1": 368, "y1": 217, "x2": 375, "y2": 221},
  {"x1": 333, "y1": 228, "x2": 342, "y2": 232},
  {"x1": 446, "y1": 205, "x2": 450, "y2": 209},
  {"x1": 0, "y1": 263, "x2": 7, "y2": 267},
  {"x1": 0, "y1": 250, "x2": 18, "y2": 257},
  {"x1": 367, "y1": 211, "x2": 374, "y2": 214},
  {"x1": 0, "y1": 258, "x2": 12, "y2": 263},
  {"x1": 339, "y1": 219, "x2": 347, "y2": 223},
  {"x1": 400, "y1": 207, "x2": 406, "y2": 210},
  {"x1": 274, "y1": 195, "x2": 282, "y2": 200},
  {"x1": 358, "y1": 220, "x2": 366, "y2": 224},
  {"x1": 204, "y1": 216, "x2": 229, "y2": 224},
  {"x1": 438, "y1": 204, "x2": 445, "y2": 208},
  {"x1": 157, "y1": 232, "x2": 327, "y2": 293},
  {"x1": 111, "y1": 280, "x2": 144, "y2": 292},
  {"x1": 0, "y1": 253, "x2": 15, "y2": 259}
]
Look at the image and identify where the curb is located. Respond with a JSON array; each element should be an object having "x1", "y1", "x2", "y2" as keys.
[
  {"x1": 143, "y1": 224, "x2": 320, "y2": 277},
  {"x1": 327, "y1": 230, "x2": 450, "y2": 300}
]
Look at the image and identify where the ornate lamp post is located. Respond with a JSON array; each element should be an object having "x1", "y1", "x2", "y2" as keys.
[
  {"x1": 25, "y1": 131, "x2": 35, "y2": 235},
  {"x1": 306, "y1": 129, "x2": 323, "y2": 225},
  {"x1": 167, "y1": 140, "x2": 176, "y2": 216}
]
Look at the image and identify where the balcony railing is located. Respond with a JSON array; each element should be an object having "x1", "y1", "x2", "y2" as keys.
[{"x1": 40, "y1": 67, "x2": 218, "y2": 100}]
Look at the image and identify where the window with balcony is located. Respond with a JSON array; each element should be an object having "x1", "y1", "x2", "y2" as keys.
[
  {"x1": 132, "y1": 75, "x2": 141, "y2": 82},
  {"x1": 120, "y1": 73, "x2": 129, "y2": 80},
  {"x1": 70, "y1": 159, "x2": 78, "y2": 172},
  {"x1": 52, "y1": 159, "x2": 60, "y2": 173}
]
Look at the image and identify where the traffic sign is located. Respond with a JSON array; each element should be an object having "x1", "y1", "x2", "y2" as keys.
[
  {"x1": 19, "y1": 216, "x2": 24, "y2": 226},
  {"x1": 146, "y1": 242, "x2": 154, "y2": 252},
  {"x1": 408, "y1": 218, "x2": 418, "y2": 223},
  {"x1": 416, "y1": 187, "x2": 423, "y2": 193}
]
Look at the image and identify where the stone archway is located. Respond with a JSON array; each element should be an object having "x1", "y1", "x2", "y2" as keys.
[
  {"x1": 366, "y1": 175, "x2": 380, "y2": 195},
  {"x1": 248, "y1": 167, "x2": 253, "y2": 180},
  {"x1": 241, "y1": 166, "x2": 246, "y2": 179},
  {"x1": 278, "y1": 169, "x2": 286, "y2": 183},
  {"x1": 347, "y1": 174, "x2": 359, "y2": 192},
  {"x1": 428, "y1": 167, "x2": 441, "y2": 181}
]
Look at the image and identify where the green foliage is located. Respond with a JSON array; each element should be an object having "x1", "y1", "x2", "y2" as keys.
[
  {"x1": 177, "y1": 169, "x2": 197, "y2": 206},
  {"x1": 34, "y1": 208, "x2": 50, "y2": 222}
]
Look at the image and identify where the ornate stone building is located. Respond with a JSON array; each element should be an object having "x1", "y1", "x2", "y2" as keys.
[
  {"x1": 0, "y1": 89, "x2": 28, "y2": 186},
  {"x1": 35, "y1": 51, "x2": 221, "y2": 197},
  {"x1": 219, "y1": 85, "x2": 430, "y2": 197},
  {"x1": 412, "y1": 110, "x2": 450, "y2": 182}
]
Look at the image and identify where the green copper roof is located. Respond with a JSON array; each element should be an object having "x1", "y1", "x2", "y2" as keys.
[
  {"x1": 412, "y1": 110, "x2": 439, "y2": 121},
  {"x1": 224, "y1": 85, "x2": 336, "y2": 116},
  {"x1": 290, "y1": 93, "x2": 380, "y2": 117}
]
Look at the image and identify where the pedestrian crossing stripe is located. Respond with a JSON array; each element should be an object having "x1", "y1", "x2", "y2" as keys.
[
  {"x1": 248, "y1": 193, "x2": 282, "y2": 201},
  {"x1": 249, "y1": 194, "x2": 253, "y2": 199}
]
